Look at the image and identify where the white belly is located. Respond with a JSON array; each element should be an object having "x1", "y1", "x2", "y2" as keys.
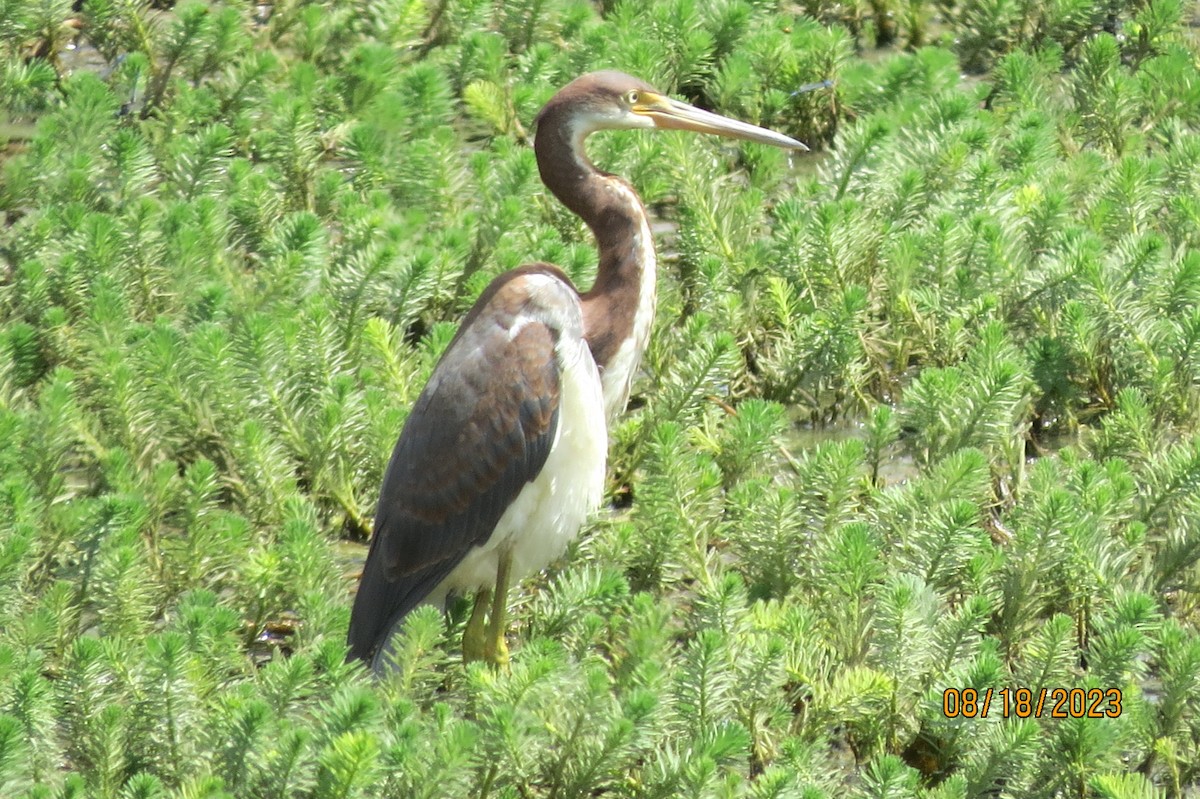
[{"x1": 438, "y1": 336, "x2": 606, "y2": 597}]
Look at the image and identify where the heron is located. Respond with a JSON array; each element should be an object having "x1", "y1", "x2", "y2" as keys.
[{"x1": 347, "y1": 71, "x2": 806, "y2": 672}]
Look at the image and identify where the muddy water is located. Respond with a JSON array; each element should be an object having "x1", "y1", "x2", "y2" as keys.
[{"x1": 783, "y1": 416, "x2": 921, "y2": 486}]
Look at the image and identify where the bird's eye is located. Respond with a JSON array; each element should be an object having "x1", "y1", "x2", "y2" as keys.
[{"x1": 625, "y1": 90, "x2": 640, "y2": 105}]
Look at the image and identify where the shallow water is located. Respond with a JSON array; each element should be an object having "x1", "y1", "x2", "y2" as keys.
[{"x1": 783, "y1": 415, "x2": 922, "y2": 486}]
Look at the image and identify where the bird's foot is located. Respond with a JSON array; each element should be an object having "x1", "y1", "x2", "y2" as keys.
[
  {"x1": 463, "y1": 550, "x2": 513, "y2": 669},
  {"x1": 482, "y1": 549, "x2": 512, "y2": 670},
  {"x1": 483, "y1": 629, "x2": 509, "y2": 669},
  {"x1": 462, "y1": 589, "x2": 491, "y2": 664}
]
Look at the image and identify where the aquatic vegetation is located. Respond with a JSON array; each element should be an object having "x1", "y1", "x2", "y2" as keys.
[{"x1": 2, "y1": 0, "x2": 1200, "y2": 796}]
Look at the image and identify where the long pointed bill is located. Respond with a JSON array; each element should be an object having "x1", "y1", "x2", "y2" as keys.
[{"x1": 638, "y1": 96, "x2": 808, "y2": 151}]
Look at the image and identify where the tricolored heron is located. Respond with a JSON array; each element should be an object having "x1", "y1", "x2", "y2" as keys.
[{"x1": 347, "y1": 71, "x2": 806, "y2": 671}]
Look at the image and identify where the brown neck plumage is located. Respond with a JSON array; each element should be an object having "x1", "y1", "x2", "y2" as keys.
[{"x1": 533, "y1": 106, "x2": 655, "y2": 384}]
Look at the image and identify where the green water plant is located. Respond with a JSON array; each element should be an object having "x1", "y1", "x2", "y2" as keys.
[{"x1": 2, "y1": 0, "x2": 1200, "y2": 796}]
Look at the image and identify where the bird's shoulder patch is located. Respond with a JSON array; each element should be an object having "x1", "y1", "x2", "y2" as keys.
[{"x1": 457, "y1": 263, "x2": 583, "y2": 344}]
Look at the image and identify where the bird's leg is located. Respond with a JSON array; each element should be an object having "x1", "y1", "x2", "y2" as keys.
[
  {"x1": 483, "y1": 548, "x2": 513, "y2": 667},
  {"x1": 462, "y1": 588, "x2": 492, "y2": 664}
]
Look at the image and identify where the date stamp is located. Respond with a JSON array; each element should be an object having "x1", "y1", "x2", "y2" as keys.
[{"x1": 942, "y1": 687, "x2": 1123, "y2": 719}]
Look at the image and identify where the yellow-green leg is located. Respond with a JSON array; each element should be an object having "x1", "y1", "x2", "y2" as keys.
[
  {"x1": 462, "y1": 587, "x2": 492, "y2": 664},
  {"x1": 483, "y1": 549, "x2": 512, "y2": 667}
]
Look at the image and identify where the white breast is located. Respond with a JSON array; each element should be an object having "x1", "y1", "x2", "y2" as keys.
[{"x1": 438, "y1": 334, "x2": 607, "y2": 596}]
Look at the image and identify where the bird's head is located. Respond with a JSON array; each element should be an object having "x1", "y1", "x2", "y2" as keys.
[{"x1": 537, "y1": 70, "x2": 808, "y2": 152}]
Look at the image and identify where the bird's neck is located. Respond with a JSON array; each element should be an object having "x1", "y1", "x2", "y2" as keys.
[{"x1": 535, "y1": 123, "x2": 657, "y2": 420}]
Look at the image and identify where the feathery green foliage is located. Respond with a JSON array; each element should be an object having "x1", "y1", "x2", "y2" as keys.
[{"x1": 3, "y1": 0, "x2": 1200, "y2": 796}]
